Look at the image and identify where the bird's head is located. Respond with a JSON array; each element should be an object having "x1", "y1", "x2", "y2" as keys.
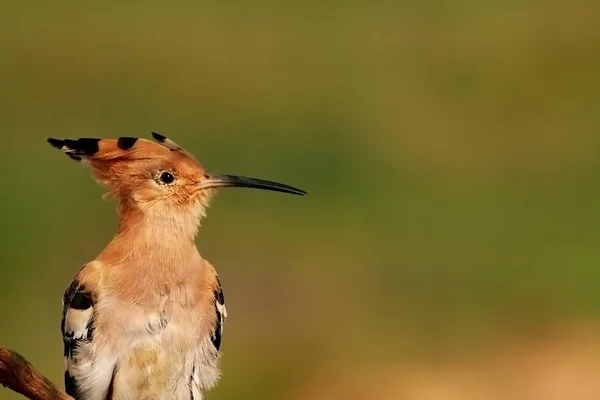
[{"x1": 47, "y1": 133, "x2": 305, "y2": 228}]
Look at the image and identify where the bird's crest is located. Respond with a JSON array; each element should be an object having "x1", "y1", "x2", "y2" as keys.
[
  {"x1": 47, "y1": 132, "x2": 188, "y2": 162},
  {"x1": 47, "y1": 132, "x2": 204, "y2": 200}
]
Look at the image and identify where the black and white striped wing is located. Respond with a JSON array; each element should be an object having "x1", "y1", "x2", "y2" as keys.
[
  {"x1": 190, "y1": 274, "x2": 228, "y2": 399},
  {"x1": 61, "y1": 278, "x2": 96, "y2": 398},
  {"x1": 211, "y1": 275, "x2": 227, "y2": 351}
]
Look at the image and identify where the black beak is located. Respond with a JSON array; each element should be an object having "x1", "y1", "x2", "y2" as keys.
[{"x1": 200, "y1": 173, "x2": 306, "y2": 196}]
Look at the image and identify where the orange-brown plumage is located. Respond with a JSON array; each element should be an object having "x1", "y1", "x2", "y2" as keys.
[{"x1": 48, "y1": 132, "x2": 305, "y2": 400}]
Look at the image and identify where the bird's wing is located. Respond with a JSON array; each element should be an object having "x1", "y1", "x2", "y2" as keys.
[
  {"x1": 210, "y1": 273, "x2": 227, "y2": 352},
  {"x1": 189, "y1": 267, "x2": 228, "y2": 397},
  {"x1": 61, "y1": 266, "x2": 116, "y2": 400}
]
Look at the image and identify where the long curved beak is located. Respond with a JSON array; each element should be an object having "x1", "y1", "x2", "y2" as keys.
[{"x1": 199, "y1": 173, "x2": 307, "y2": 196}]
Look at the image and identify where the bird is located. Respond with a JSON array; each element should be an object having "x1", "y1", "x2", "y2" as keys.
[{"x1": 47, "y1": 132, "x2": 306, "y2": 400}]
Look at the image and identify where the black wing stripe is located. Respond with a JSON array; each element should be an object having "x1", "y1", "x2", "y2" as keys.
[
  {"x1": 70, "y1": 290, "x2": 94, "y2": 310},
  {"x1": 210, "y1": 276, "x2": 226, "y2": 351},
  {"x1": 105, "y1": 365, "x2": 117, "y2": 400},
  {"x1": 189, "y1": 365, "x2": 195, "y2": 400},
  {"x1": 64, "y1": 371, "x2": 77, "y2": 396},
  {"x1": 62, "y1": 278, "x2": 96, "y2": 399}
]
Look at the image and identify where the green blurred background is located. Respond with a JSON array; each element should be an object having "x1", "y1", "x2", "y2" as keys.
[{"x1": 1, "y1": 1, "x2": 600, "y2": 399}]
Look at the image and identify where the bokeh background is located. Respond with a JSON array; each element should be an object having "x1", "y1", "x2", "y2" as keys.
[{"x1": 1, "y1": 1, "x2": 600, "y2": 399}]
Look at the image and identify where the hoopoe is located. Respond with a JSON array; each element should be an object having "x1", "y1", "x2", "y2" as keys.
[{"x1": 47, "y1": 133, "x2": 306, "y2": 400}]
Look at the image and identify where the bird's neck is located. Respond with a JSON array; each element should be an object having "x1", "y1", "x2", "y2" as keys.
[{"x1": 98, "y1": 200, "x2": 203, "y2": 267}]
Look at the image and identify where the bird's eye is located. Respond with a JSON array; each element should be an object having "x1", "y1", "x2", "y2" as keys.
[{"x1": 159, "y1": 171, "x2": 175, "y2": 184}]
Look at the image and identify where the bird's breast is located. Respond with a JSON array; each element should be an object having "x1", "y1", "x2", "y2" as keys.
[{"x1": 112, "y1": 324, "x2": 195, "y2": 399}]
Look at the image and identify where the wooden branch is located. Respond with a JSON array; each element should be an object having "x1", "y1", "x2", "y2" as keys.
[{"x1": 0, "y1": 347, "x2": 72, "y2": 400}]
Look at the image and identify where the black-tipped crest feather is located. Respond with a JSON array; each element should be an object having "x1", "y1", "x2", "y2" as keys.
[
  {"x1": 73, "y1": 138, "x2": 101, "y2": 155},
  {"x1": 117, "y1": 137, "x2": 138, "y2": 150},
  {"x1": 52, "y1": 138, "x2": 101, "y2": 156},
  {"x1": 67, "y1": 154, "x2": 82, "y2": 162},
  {"x1": 48, "y1": 137, "x2": 101, "y2": 162},
  {"x1": 151, "y1": 132, "x2": 181, "y2": 151},
  {"x1": 151, "y1": 132, "x2": 167, "y2": 142},
  {"x1": 47, "y1": 137, "x2": 65, "y2": 149}
]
